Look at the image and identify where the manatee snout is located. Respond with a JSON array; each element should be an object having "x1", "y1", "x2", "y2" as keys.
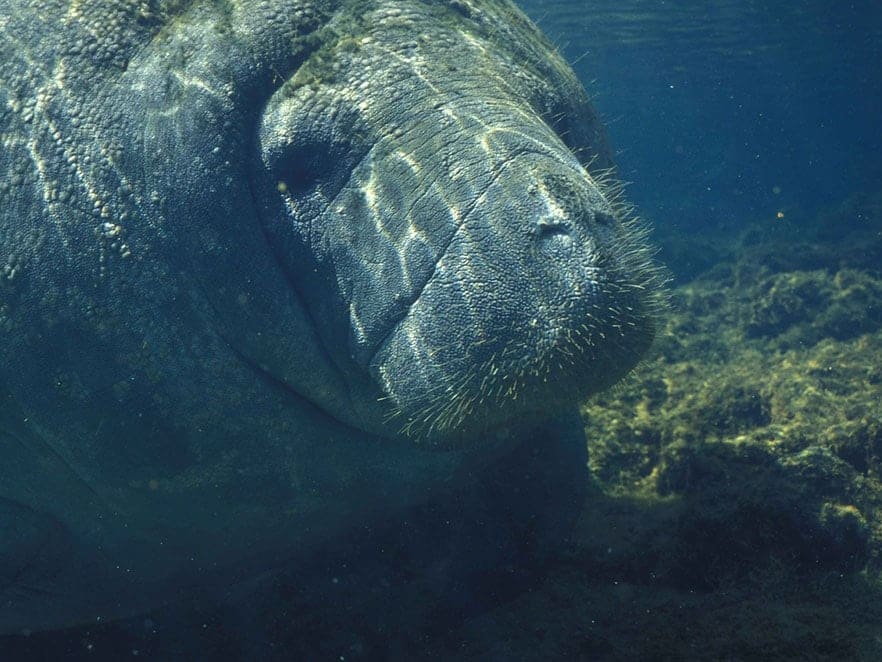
[
  {"x1": 370, "y1": 150, "x2": 658, "y2": 440},
  {"x1": 254, "y1": 2, "x2": 663, "y2": 443}
]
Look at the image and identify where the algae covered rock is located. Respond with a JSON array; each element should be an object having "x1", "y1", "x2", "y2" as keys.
[
  {"x1": 563, "y1": 191, "x2": 882, "y2": 658},
  {"x1": 746, "y1": 268, "x2": 882, "y2": 345}
]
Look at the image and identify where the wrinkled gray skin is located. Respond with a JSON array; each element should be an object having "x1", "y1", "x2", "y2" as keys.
[{"x1": 0, "y1": 0, "x2": 659, "y2": 633}]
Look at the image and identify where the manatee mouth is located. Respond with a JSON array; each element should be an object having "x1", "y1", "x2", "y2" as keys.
[{"x1": 371, "y1": 302, "x2": 653, "y2": 443}]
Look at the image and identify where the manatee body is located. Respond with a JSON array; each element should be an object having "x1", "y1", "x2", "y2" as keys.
[{"x1": 0, "y1": 0, "x2": 660, "y2": 633}]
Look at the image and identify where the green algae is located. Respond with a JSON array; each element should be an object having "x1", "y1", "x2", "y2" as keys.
[{"x1": 574, "y1": 191, "x2": 882, "y2": 658}]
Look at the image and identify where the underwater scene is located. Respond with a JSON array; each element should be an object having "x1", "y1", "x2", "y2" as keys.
[{"x1": 1, "y1": 0, "x2": 881, "y2": 659}]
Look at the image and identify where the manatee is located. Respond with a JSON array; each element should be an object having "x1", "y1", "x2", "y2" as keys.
[{"x1": 0, "y1": 0, "x2": 662, "y2": 634}]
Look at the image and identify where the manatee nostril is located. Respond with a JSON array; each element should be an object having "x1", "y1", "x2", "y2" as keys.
[
  {"x1": 536, "y1": 221, "x2": 570, "y2": 239},
  {"x1": 535, "y1": 220, "x2": 573, "y2": 254}
]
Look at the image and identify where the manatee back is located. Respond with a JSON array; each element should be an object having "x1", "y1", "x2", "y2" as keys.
[
  {"x1": 0, "y1": 0, "x2": 363, "y2": 631},
  {"x1": 0, "y1": 1, "x2": 337, "y2": 492}
]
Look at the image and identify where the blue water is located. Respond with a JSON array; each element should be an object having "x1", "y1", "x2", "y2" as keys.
[{"x1": 522, "y1": 0, "x2": 882, "y2": 236}]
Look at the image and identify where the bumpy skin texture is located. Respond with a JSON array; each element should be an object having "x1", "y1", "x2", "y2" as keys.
[{"x1": 0, "y1": 0, "x2": 659, "y2": 633}]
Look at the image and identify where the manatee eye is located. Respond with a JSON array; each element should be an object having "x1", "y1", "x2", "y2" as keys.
[
  {"x1": 261, "y1": 100, "x2": 371, "y2": 204},
  {"x1": 267, "y1": 127, "x2": 368, "y2": 204},
  {"x1": 277, "y1": 141, "x2": 333, "y2": 196}
]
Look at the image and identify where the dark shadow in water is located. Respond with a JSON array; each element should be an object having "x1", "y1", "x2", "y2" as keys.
[{"x1": 0, "y1": 421, "x2": 589, "y2": 660}]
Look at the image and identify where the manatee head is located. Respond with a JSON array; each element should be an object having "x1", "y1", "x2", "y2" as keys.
[{"x1": 251, "y1": 2, "x2": 663, "y2": 443}]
